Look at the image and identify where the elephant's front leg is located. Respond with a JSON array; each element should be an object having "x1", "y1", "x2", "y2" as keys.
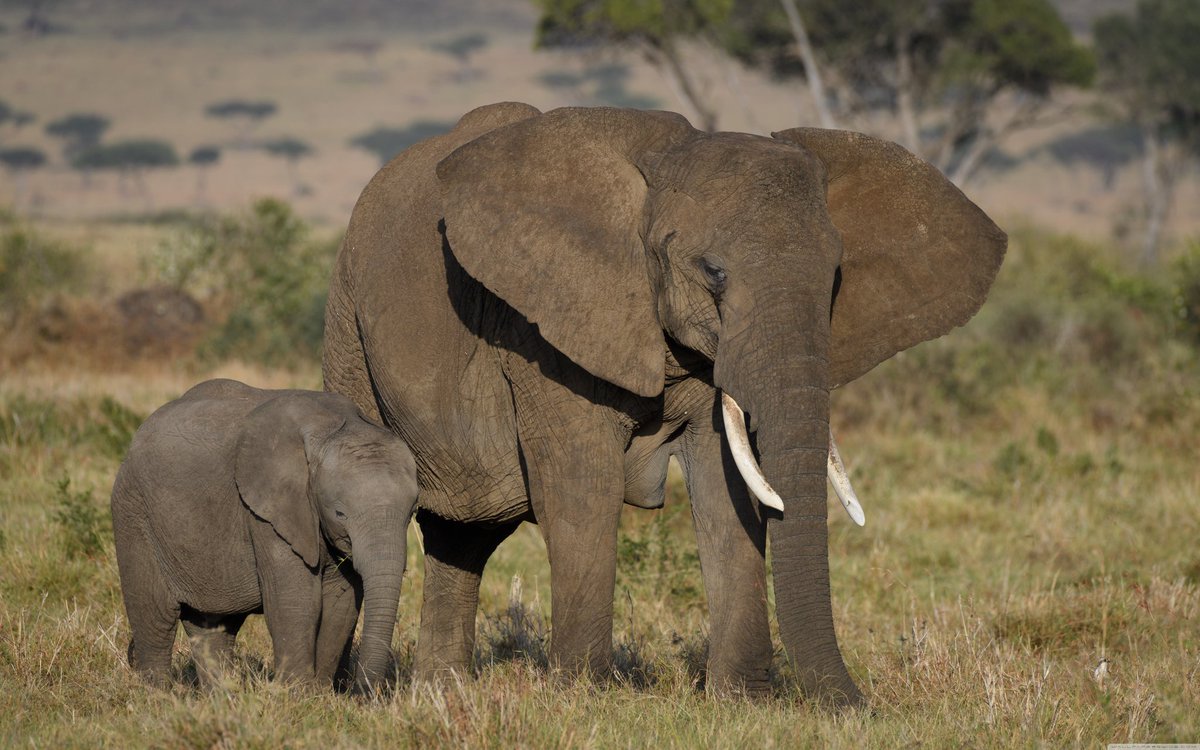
[
  {"x1": 314, "y1": 561, "x2": 362, "y2": 689},
  {"x1": 678, "y1": 398, "x2": 773, "y2": 696},
  {"x1": 249, "y1": 515, "x2": 323, "y2": 684},
  {"x1": 512, "y1": 381, "x2": 627, "y2": 678}
]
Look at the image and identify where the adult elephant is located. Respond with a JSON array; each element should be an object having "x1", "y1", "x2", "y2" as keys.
[{"x1": 322, "y1": 102, "x2": 1005, "y2": 706}]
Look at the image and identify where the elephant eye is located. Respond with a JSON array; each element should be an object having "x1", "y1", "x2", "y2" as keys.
[
  {"x1": 334, "y1": 510, "x2": 347, "y2": 519},
  {"x1": 700, "y1": 258, "x2": 728, "y2": 289}
]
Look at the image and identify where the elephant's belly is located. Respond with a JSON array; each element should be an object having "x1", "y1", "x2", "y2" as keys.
[
  {"x1": 377, "y1": 357, "x2": 531, "y2": 525},
  {"x1": 416, "y1": 467, "x2": 531, "y2": 525},
  {"x1": 171, "y1": 553, "x2": 262, "y2": 616},
  {"x1": 149, "y1": 492, "x2": 262, "y2": 614}
]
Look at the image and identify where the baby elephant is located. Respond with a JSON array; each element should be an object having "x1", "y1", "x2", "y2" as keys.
[{"x1": 111, "y1": 379, "x2": 417, "y2": 691}]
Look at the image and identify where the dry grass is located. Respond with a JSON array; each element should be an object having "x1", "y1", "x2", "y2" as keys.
[{"x1": 2, "y1": 221, "x2": 1199, "y2": 747}]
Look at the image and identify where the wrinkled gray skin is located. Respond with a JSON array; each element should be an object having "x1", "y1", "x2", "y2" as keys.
[
  {"x1": 111, "y1": 379, "x2": 418, "y2": 691},
  {"x1": 323, "y1": 103, "x2": 1006, "y2": 706}
]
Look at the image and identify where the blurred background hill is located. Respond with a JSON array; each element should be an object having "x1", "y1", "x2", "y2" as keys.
[{"x1": 1, "y1": 0, "x2": 1193, "y2": 244}]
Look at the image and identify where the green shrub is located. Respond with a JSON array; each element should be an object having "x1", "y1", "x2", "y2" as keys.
[
  {"x1": 149, "y1": 198, "x2": 338, "y2": 366},
  {"x1": 0, "y1": 214, "x2": 88, "y2": 324},
  {"x1": 91, "y1": 397, "x2": 144, "y2": 459},
  {"x1": 974, "y1": 227, "x2": 1181, "y2": 367},
  {"x1": 1171, "y1": 240, "x2": 1200, "y2": 345},
  {"x1": 0, "y1": 395, "x2": 76, "y2": 448},
  {"x1": 617, "y1": 502, "x2": 701, "y2": 609},
  {"x1": 51, "y1": 477, "x2": 110, "y2": 560}
]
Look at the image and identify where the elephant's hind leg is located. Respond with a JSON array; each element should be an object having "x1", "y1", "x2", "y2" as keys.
[
  {"x1": 414, "y1": 511, "x2": 519, "y2": 680},
  {"x1": 181, "y1": 608, "x2": 247, "y2": 687},
  {"x1": 115, "y1": 524, "x2": 180, "y2": 687}
]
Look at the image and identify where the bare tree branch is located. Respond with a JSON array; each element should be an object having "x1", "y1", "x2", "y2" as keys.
[{"x1": 779, "y1": 0, "x2": 836, "y2": 129}]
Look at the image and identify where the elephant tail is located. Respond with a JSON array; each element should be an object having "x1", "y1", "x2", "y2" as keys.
[{"x1": 322, "y1": 248, "x2": 382, "y2": 425}]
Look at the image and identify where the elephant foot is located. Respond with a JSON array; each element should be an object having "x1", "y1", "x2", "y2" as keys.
[
  {"x1": 803, "y1": 676, "x2": 867, "y2": 711},
  {"x1": 128, "y1": 640, "x2": 173, "y2": 689},
  {"x1": 704, "y1": 669, "x2": 772, "y2": 701}
]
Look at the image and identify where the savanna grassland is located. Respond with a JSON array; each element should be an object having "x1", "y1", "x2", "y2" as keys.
[
  {"x1": 2, "y1": 2, "x2": 1200, "y2": 747},
  {"x1": 2, "y1": 202, "x2": 1199, "y2": 748}
]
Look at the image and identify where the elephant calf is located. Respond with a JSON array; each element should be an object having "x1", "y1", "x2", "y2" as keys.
[{"x1": 111, "y1": 379, "x2": 418, "y2": 691}]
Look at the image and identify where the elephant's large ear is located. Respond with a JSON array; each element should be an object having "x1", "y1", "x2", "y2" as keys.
[
  {"x1": 772, "y1": 128, "x2": 1007, "y2": 387},
  {"x1": 437, "y1": 107, "x2": 697, "y2": 398},
  {"x1": 235, "y1": 397, "x2": 345, "y2": 568}
]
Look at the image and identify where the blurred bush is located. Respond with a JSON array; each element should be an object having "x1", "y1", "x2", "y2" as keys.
[
  {"x1": 148, "y1": 198, "x2": 338, "y2": 366},
  {"x1": 1171, "y1": 240, "x2": 1200, "y2": 345},
  {"x1": 841, "y1": 226, "x2": 1199, "y2": 431},
  {"x1": 983, "y1": 227, "x2": 1176, "y2": 364},
  {"x1": 617, "y1": 498, "x2": 701, "y2": 610},
  {"x1": 0, "y1": 211, "x2": 88, "y2": 327},
  {"x1": 52, "y1": 477, "x2": 110, "y2": 561}
]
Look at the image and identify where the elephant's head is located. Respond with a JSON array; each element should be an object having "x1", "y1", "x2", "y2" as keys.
[
  {"x1": 235, "y1": 394, "x2": 418, "y2": 691},
  {"x1": 436, "y1": 106, "x2": 1006, "y2": 705}
]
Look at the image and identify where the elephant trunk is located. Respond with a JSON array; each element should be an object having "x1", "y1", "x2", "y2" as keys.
[
  {"x1": 348, "y1": 508, "x2": 407, "y2": 692},
  {"x1": 715, "y1": 296, "x2": 864, "y2": 707}
]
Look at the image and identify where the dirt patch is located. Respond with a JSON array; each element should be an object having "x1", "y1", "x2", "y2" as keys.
[
  {"x1": 115, "y1": 286, "x2": 206, "y2": 357},
  {"x1": 1, "y1": 287, "x2": 208, "y2": 370}
]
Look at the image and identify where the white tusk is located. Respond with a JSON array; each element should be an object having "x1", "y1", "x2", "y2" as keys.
[
  {"x1": 720, "y1": 392, "x2": 785, "y2": 512},
  {"x1": 827, "y1": 429, "x2": 866, "y2": 526}
]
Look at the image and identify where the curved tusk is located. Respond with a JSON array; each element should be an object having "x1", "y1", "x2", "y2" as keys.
[
  {"x1": 720, "y1": 392, "x2": 865, "y2": 525},
  {"x1": 720, "y1": 393, "x2": 785, "y2": 512},
  {"x1": 827, "y1": 429, "x2": 866, "y2": 526}
]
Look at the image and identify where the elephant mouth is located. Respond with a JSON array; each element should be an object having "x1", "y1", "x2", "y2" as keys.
[{"x1": 720, "y1": 392, "x2": 866, "y2": 526}]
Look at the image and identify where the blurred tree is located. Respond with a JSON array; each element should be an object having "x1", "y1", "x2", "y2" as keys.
[
  {"x1": 44, "y1": 113, "x2": 110, "y2": 158},
  {"x1": 349, "y1": 121, "x2": 453, "y2": 166},
  {"x1": 331, "y1": 37, "x2": 386, "y2": 81},
  {"x1": 536, "y1": 62, "x2": 662, "y2": 107},
  {"x1": 0, "y1": 147, "x2": 47, "y2": 207},
  {"x1": 1095, "y1": 0, "x2": 1200, "y2": 265},
  {"x1": 432, "y1": 31, "x2": 488, "y2": 63},
  {"x1": 0, "y1": 100, "x2": 36, "y2": 146},
  {"x1": 722, "y1": 0, "x2": 1093, "y2": 183},
  {"x1": 722, "y1": 1, "x2": 945, "y2": 143},
  {"x1": 776, "y1": 0, "x2": 834, "y2": 128},
  {"x1": 46, "y1": 113, "x2": 110, "y2": 190},
  {"x1": 204, "y1": 99, "x2": 278, "y2": 148},
  {"x1": 1039, "y1": 124, "x2": 1142, "y2": 190},
  {"x1": 332, "y1": 37, "x2": 384, "y2": 67},
  {"x1": 72, "y1": 139, "x2": 179, "y2": 207},
  {"x1": 533, "y1": 0, "x2": 735, "y2": 131},
  {"x1": 431, "y1": 32, "x2": 490, "y2": 83},
  {"x1": 187, "y1": 145, "x2": 220, "y2": 206},
  {"x1": 258, "y1": 138, "x2": 314, "y2": 197},
  {"x1": 933, "y1": 0, "x2": 1095, "y2": 184},
  {"x1": 20, "y1": 0, "x2": 57, "y2": 35}
]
